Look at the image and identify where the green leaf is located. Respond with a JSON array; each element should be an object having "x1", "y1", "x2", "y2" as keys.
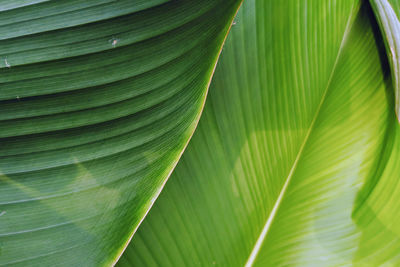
[
  {"x1": 370, "y1": 0, "x2": 400, "y2": 120},
  {"x1": 0, "y1": 1, "x2": 241, "y2": 266},
  {"x1": 119, "y1": 0, "x2": 400, "y2": 266}
]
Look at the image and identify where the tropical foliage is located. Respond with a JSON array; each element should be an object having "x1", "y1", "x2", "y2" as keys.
[{"x1": 1, "y1": 0, "x2": 400, "y2": 266}]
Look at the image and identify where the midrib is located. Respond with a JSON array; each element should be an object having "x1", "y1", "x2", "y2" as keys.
[{"x1": 244, "y1": 7, "x2": 356, "y2": 266}]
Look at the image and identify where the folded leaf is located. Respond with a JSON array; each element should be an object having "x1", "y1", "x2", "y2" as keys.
[
  {"x1": 370, "y1": 0, "x2": 400, "y2": 120},
  {"x1": 0, "y1": 0, "x2": 241, "y2": 265}
]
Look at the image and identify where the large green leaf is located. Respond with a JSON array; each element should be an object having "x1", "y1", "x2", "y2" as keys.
[
  {"x1": 119, "y1": 0, "x2": 400, "y2": 266},
  {"x1": 0, "y1": 1, "x2": 241, "y2": 266}
]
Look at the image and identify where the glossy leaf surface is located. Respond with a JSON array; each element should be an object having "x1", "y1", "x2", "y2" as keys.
[
  {"x1": 119, "y1": 0, "x2": 400, "y2": 266},
  {"x1": 0, "y1": 1, "x2": 241, "y2": 266}
]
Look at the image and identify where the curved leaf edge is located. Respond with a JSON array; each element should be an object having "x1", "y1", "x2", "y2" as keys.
[{"x1": 111, "y1": 1, "x2": 244, "y2": 265}]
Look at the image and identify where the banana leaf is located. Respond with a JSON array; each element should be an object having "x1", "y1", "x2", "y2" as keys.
[
  {"x1": 0, "y1": 0, "x2": 241, "y2": 265},
  {"x1": 119, "y1": 0, "x2": 400, "y2": 266}
]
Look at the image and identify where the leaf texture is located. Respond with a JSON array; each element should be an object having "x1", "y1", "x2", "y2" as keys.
[
  {"x1": 0, "y1": 0, "x2": 242, "y2": 266},
  {"x1": 119, "y1": 0, "x2": 400, "y2": 266}
]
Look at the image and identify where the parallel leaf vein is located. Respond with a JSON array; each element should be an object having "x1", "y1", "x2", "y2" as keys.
[{"x1": 244, "y1": 8, "x2": 356, "y2": 266}]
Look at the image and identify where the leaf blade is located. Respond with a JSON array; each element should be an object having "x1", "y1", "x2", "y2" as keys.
[{"x1": 0, "y1": 1, "x2": 242, "y2": 266}]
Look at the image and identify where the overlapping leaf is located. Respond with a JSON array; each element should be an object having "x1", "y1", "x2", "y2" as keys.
[
  {"x1": 0, "y1": 0, "x2": 241, "y2": 266},
  {"x1": 370, "y1": 0, "x2": 400, "y2": 120}
]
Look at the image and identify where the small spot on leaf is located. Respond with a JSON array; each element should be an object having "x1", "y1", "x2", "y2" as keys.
[
  {"x1": 4, "y1": 58, "x2": 10, "y2": 68},
  {"x1": 109, "y1": 37, "x2": 120, "y2": 48}
]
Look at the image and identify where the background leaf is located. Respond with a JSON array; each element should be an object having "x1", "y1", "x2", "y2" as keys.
[
  {"x1": 0, "y1": 0, "x2": 241, "y2": 266},
  {"x1": 119, "y1": 0, "x2": 400, "y2": 266},
  {"x1": 370, "y1": 0, "x2": 400, "y2": 120}
]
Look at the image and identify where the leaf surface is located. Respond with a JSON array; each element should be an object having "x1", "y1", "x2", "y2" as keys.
[
  {"x1": 119, "y1": 0, "x2": 400, "y2": 266},
  {"x1": 0, "y1": 1, "x2": 241, "y2": 266}
]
